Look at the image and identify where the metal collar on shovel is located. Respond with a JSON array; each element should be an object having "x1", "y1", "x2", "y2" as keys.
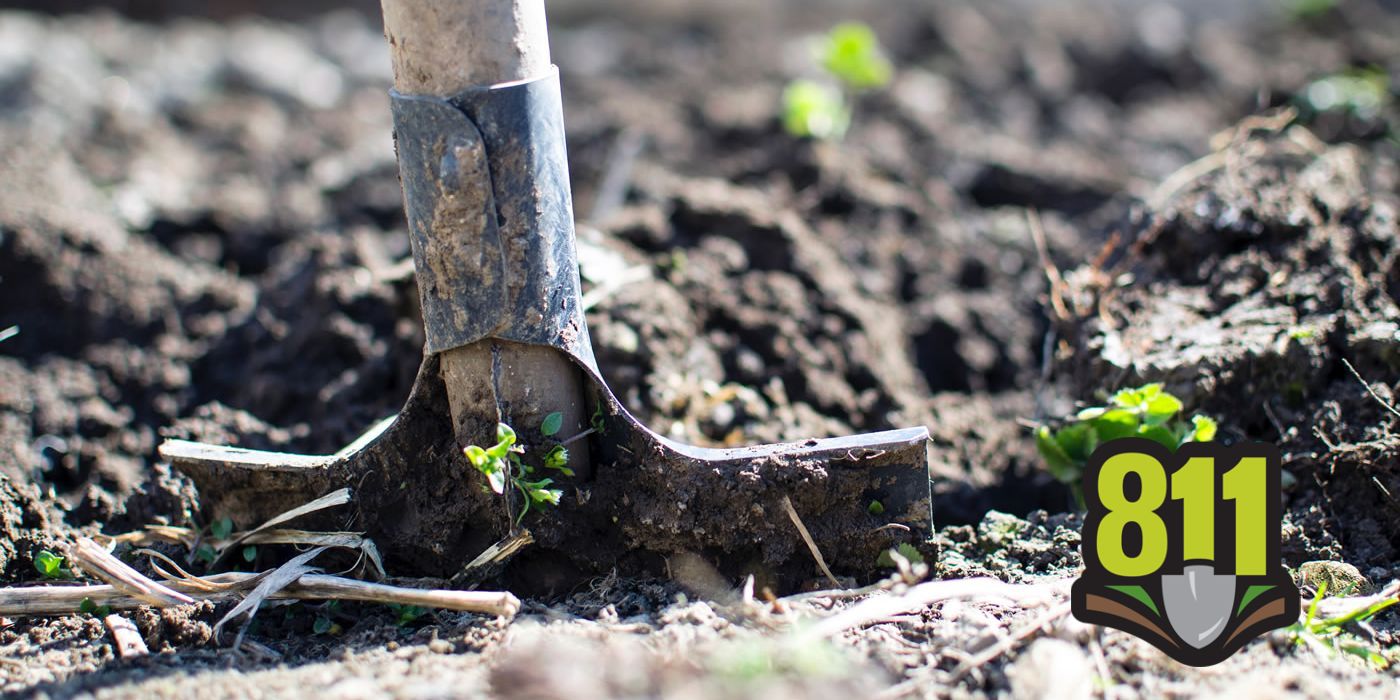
[{"x1": 159, "y1": 0, "x2": 930, "y2": 587}]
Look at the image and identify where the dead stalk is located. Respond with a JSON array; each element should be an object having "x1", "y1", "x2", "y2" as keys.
[
  {"x1": 780, "y1": 496, "x2": 841, "y2": 588},
  {"x1": 72, "y1": 537, "x2": 194, "y2": 607},
  {"x1": 0, "y1": 572, "x2": 520, "y2": 619}
]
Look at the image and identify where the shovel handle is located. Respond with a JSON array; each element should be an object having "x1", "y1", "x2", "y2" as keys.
[{"x1": 381, "y1": 0, "x2": 552, "y2": 94}]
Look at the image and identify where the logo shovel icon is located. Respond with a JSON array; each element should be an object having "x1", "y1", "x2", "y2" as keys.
[{"x1": 1161, "y1": 563, "x2": 1236, "y2": 649}]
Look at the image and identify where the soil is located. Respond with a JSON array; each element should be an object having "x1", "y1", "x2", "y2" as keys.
[{"x1": 1, "y1": 0, "x2": 1398, "y2": 697}]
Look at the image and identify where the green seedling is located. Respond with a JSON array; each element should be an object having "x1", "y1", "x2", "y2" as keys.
[
  {"x1": 876, "y1": 542, "x2": 925, "y2": 568},
  {"x1": 210, "y1": 517, "x2": 235, "y2": 541},
  {"x1": 388, "y1": 603, "x2": 428, "y2": 627},
  {"x1": 819, "y1": 22, "x2": 893, "y2": 90},
  {"x1": 1036, "y1": 383, "x2": 1217, "y2": 507},
  {"x1": 783, "y1": 80, "x2": 850, "y2": 140},
  {"x1": 79, "y1": 597, "x2": 112, "y2": 618},
  {"x1": 1288, "y1": 581, "x2": 1399, "y2": 669},
  {"x1": 782, "y1": 22, "x2": 892, "y2": 140},
  {"x1": 313, "y1": 600, "x2": 343, "y2": 636},
  {"x1": 464, "y1": 422, "x2": 573, "y2": 525},
  {"x1": 34, "y1": 550, "x2": 73, "y2": 580}
]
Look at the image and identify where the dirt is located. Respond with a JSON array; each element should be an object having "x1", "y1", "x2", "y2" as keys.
[{"x1": 1, "y1": 0, "x2": 1399, "y2": 697}]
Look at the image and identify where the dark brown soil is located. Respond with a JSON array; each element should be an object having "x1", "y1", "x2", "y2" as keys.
[{"x1": 1, "y1": 0, "x2": 1398, "y2": 697}]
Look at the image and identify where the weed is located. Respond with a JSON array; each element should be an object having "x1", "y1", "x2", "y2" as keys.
[
  {"x1": 820, "y1": 22, "x2": 893, "y2": 90},
  {"x1": 782, "y1": 22, "x2": 892, "y2": 140},
  {"x1": 877, "y1": 542, "x2": 925, "y2": 568},
  {"x1": 783, "y1": 80, "x2": 850, "y2": 140},
  {"x1": 464, "y1": 422, "x2": 572, "y2": 525},
  {"x1": 1288, "y1": 582, "x2": 1399, "y2": 669},
  {"x1": 33, "y1": 550, "x2": 72, "y2": 580},
  {"x1": 79, "y1": 597, "x2": 111, "y2": 618},
  {"x1": 1035, "y1": 383, "x2": 1217, "y2": 506},
  {"x1": 388, "y1": 603, "x2": 428, "y2": 627}
]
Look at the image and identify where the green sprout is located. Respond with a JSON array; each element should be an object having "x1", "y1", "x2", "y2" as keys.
[
  {"x1": 34, "y1": 550, "x2": 73, "y2": 580},
  {"x1": 1035, "y1": 384, "x2": 1218, "y2": 506},
  {"x1": 1288, "y1": 582, "x2": 1399, "y2": 669},
  {"x1": 782, "y1": 22, "x2": 892, "y2": 140},
  {"x1": 79, "y1": 597, "x2": 112, "y2": 618},
  {"x1": 388, "y1": 603, "x2": 428, "y2": 627},
  {"x1": 782, "y1": 80, "x2": 850, "y2": 140},
  {"x1": 464, "y1": 421, "x2": 573, "y2": 526},
  {"x1": 819, "y1": 22, "x2": 893, "y2": 90},
  {"x1": 876, "y1": 543, "x2": 925, "y2": 568}
]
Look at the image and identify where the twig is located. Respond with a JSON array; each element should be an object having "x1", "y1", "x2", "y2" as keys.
[
  {"x1": 0, "y1": 572, "x2": 520, "y2": 619},
  {"x1": 1340, "y1": 358, "x2": 1400, "y2": 421},
  {"x1": 72, "y1": 537, "x2": 194, "y2": 607},
  {"x1": 780, "y1": 496, "x2": 840, "y2": 588},
  {"x1": 103, "y1": 614, "x2": 149, "y2": 659},
  {"x1": 1026, "y1": 210, "x2": 1070, "y2": 322},
  {"x1": 452, "y1": 528, "x2": 534, "y2": 587},
  {"x1": 0, "y1": 326, "x2": 17, "y2": 343}
]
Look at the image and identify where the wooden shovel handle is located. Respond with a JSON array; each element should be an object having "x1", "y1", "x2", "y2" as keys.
[{"x1": 381, "y1": 0, "x2": 552, "y2": 95}]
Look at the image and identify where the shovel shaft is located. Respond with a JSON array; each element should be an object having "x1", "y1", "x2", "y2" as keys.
[{"x1": 379, "y1": 0, "x2": 590, "y2": 471}]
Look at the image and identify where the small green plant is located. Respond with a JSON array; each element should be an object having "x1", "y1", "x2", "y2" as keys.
[
  {"x1": 782, "y1": 22, "x2": 892, "y2": 140},
  {"x1": 819, "y1": 22, "x2": 893, "y2": 90},
  {"x1": 79, "y1": 597, "x2": 112, "y2": 618},
  {"x1": 1288, "y1": 581, "x2": 1399, "y2": 669},
  {"x1": 876, "y1": 542, "x2": 925, "y2": 568},
  {"x1": 782, "y1": 80, "x2": 850, "y2": 140},
  {"x1": 34, "y1": 550, "x2": 72, "y2": 580},
  {"x1": 1036, "y1": 384, "x2": 1218, "y2": 506},
  {"x1": 464, "y1": 421, "x2": 572, "y2": 525},
  {"x1": 388, "y1": 603, "x2": 428, "y2": 627}
]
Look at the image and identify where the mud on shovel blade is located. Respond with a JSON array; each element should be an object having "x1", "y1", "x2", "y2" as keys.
[
  {"x1": 158, "y1": 0, "x2": 930, "y2": 583},
  {"x1": 1161, "y1": 563, "x2": 1236, "y2": 648}
]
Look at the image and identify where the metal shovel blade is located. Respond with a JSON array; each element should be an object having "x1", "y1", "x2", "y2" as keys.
[{"x1": 1161, "y1": 563, "x2": 1236, "y2": 649}]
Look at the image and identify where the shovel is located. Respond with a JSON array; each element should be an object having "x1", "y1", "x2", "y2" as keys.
[
  {"x1": 158, "y1": 0, "x2": 931, "y2": 587},
  {"x1": 1161, "y1": 562, "x2": 1236, "y2": 649}
]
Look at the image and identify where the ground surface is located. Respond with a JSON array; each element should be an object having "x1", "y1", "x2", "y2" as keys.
[{"x1": 1, "y1": 0, "x2": 1399, "y2": 697}]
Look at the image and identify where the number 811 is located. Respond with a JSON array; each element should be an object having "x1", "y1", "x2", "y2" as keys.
[{"x1": 1082, "y1": 441, "x2": 1282, "y2": 579}]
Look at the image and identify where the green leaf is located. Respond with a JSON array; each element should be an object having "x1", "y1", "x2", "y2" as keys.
[
  {"x1": 34, "y1": 550, "x2": 66, "y2": 579},
  {"x1": 867, "y1": 500, "x2": 885, "y2": 515},
  {"x1": 532, "y1": 489, "x2": 562, "y2": 506},
  {"x1": 80, "y1": 597, "x2": 97, "y2": 614},
  {"x1": 196, "y1": 544, "x2": 217, "y2": 565},
  {"x1": 540, "y1": 412, "x2": 564, "y2": 437},
  {"x1": 313, "y1": 616, "x2": 332, "y2": 635},
  {"x1": 544, "y1": 445, "x2": 569, "y2": 471},
  {"x1": 1142, "y1": 393, "x2": 1184, "y2": 426},
  {"x1": 485, "y1": 441, "x2": 511, "y2": 461},
  {"x1": 1111, "y1": 384, "x2": 1161, "y2": 410},
  {"x1": 496, "y1": 423, "x2": 516, "y2": 447},
  {"x1": 1055, "y1": 423, "x2": 1098, "y2": 462},
  {"x1": 211, "y1": 517, "x2": 234, "y2": 541},
  {"x1": 820, "y1": 22, "x2": 893, "y2": 89},
  {"x1": 464, "y1": 445, "x2": 488, "y2": 469},
  {"x1": 1188, "y1": 415, "x2": 1218, "y2": 443},
  {"x1": 782, "y1": 79, "x2": 850, "y2": 140},
  {"x1": 1137, "y1": 425, "x2": 1178, "y2": 450},
  {"x1": 1089, "y1": 408, "x2": 1140, "y2": 442},
  {"x1": 242, "y1": 546, "x2": 257, "y2": 563},
  {"x1": 485, "y1": 467, "x2": 507, "y2": 495},
  {"x1": 1035, "y1": 426, "x2": 1079, "y2": 483}
]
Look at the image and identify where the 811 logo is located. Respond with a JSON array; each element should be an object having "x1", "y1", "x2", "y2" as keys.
[{"x1": 1072, "y1": 438, "x2": 1299, "y2": 666}]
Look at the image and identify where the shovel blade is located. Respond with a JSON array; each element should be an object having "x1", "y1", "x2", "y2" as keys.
[{"x1": 1161, "y1": 564, "x2": 1236, "y2": 648}]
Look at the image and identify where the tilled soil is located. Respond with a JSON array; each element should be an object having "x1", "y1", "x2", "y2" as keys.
[{"x1": 1, "y1": 0, "x2": 1398, "y2": 697}]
